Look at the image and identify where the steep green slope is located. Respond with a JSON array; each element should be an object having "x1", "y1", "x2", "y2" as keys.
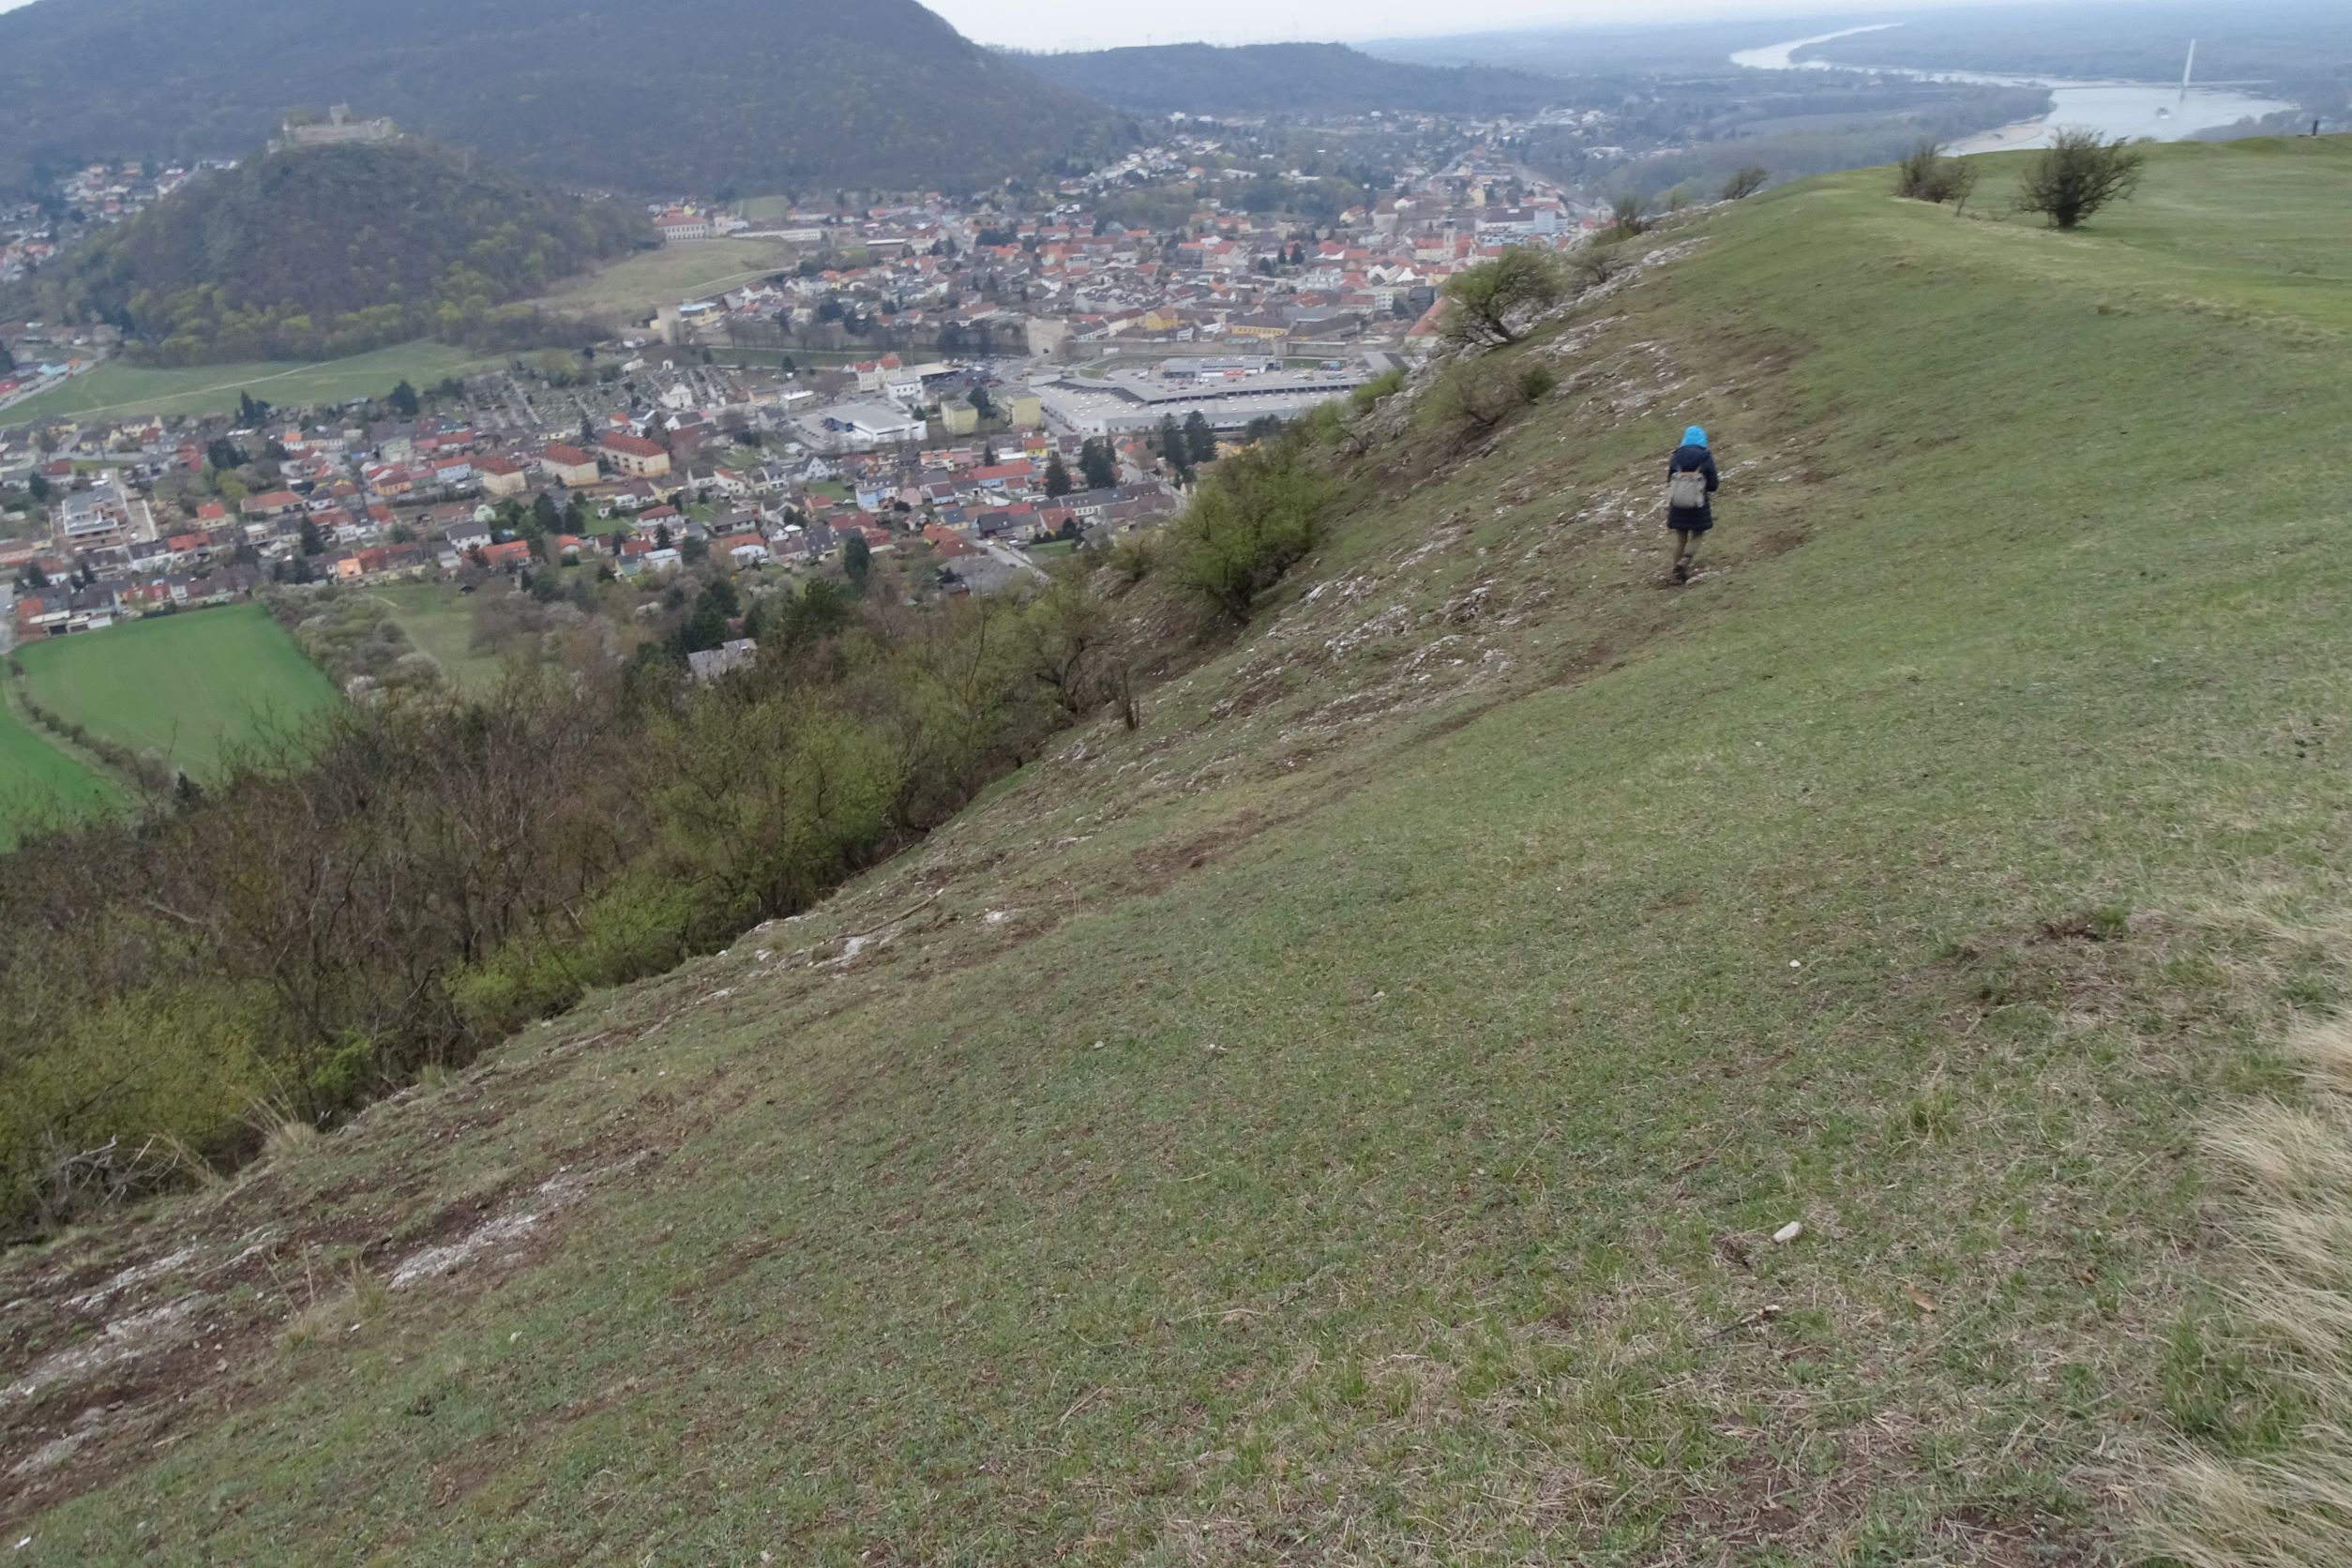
[
  {"x1": 6, "y1": 139, "x2": 2352, "y2": 1561},
  {"x1": 1020, "y1": 41, "x2": 1570, "y2": 116},
  {"x1": 12, "y1": 142, "x2": 649, "y2": 365},
  {"x1": 0, "y1": 0, "x2": 1128, "y2": 198}
]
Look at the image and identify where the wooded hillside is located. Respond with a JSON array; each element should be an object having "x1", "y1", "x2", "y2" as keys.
[
  {"x1": 10, "y1": 141, "x2": 651, "y2": 364},
  {"x1": 0, "y1": 0, "x2": 1130, "y2": 198}
]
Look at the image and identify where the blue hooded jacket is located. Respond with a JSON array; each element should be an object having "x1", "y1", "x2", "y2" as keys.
[{"x1": 1667, "y1": 426, "x2": 1720, "y2": 521}]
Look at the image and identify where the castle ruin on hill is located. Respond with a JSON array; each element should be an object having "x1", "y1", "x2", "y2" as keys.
[{"x1": 275, "y1": 105, "x2": 398, "y2": 151}]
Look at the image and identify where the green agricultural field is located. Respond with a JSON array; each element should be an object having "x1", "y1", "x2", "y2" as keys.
[
  {"x1": 13, "y1": 605, "x2": 337, "y2": 781},
  {"x1": 0, "y1": 699, "x2": 124, "y2": 847},
  {"x1": 8, "y1": 139, "x2": 2352, "y2": 1563},
  {"x1": 0, "y1": 342, "x2": 494, "y2": 428},
  {"x1": 529, "y1": 236, "x2": 800, "y2": 322},
  {"x1": 360, "y1": 581, "x2": 505, "y2": 692}
]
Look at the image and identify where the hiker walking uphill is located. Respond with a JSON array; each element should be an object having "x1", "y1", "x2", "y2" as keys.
[{"x1": 1665, "y1": 426, "x2": 1720, "y2": 583}]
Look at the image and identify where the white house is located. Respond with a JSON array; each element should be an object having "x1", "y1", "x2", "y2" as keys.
[{"x1": 821, "y1": 401, "x2": 926, "y2": 450}]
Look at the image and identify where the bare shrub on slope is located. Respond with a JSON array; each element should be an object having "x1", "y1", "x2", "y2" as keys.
[{"x1": 1895, "y1": 138, "x2": 1979, "y2": 208}]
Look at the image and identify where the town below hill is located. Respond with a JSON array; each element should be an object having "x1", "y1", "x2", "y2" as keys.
[
  {"x1": 1, "y1": 139, "x2": 1585, "y2": 685},
  {"x1": 1, "y1": 351, "x2": 1185, "y2": 654}
]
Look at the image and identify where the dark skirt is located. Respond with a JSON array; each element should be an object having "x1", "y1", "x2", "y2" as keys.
[{"x1": 1667, "y1": 505, "x2": 1712, "y2": 534}]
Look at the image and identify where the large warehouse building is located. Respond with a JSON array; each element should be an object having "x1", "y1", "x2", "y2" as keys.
[{"x1": 1033, "y1": 357, "x2": 1401, "y2": 437}]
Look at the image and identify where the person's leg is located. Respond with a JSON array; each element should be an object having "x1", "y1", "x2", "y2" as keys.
[
  {"x1": 1671, "y1": 527, "x2": 1695, "y2": 580},
  {"x1": 1680, "y1": 525, "x2": 1703, "y2": 578}
]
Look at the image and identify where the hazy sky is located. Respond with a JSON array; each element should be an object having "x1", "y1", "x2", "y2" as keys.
[
  {"x1": 0, "y1": 0, "x2": 2096, "y2": 48},
  {"x1": 0, "y1": 0, "x2": 2068, "y2": 45},
  {"x1": 927, "y1": 0, "x2": 2011, "y2": 50}
]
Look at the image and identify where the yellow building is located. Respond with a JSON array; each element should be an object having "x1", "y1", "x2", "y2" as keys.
[
  {"x1": 939, "y1": 400, "x2": 980, "y2": 436},
  {"x1": 541, "y1": 443, "x2": 602, "y2": 488},
  {"x1": 598, "y1": 433, "x2": 671, "y2": 479},
  {"x1": 475, "y1": 457, "x2": 529, "y2": 498},
  {"x1": 1003, "y1": 392, "x2": 1043, "y2": 429}
]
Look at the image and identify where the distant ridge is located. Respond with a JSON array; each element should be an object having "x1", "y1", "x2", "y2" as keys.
[
  {"x1": 1018, "y1": 41, "x2": 1569, "y2": 117},
  {"x1": 0, "y1": 0, "x2": 1130, "y2": 197}
]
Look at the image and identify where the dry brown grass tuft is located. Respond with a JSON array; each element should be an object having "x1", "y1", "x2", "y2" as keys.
[
  {"x1": 279, "y1": 1259, "x2": 389, "y2": 1352},
  {"x1": 2146, "y1": 1017, "x2": 2352, "y2": 1566},
  {"x1": 261, "y1": 1118, "x2": 321, "y2": 1163}
]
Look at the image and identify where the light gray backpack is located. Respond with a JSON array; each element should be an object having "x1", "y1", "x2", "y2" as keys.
[{"x1": 1666, "y1": 464, "x2": 1709, "y2": 510}]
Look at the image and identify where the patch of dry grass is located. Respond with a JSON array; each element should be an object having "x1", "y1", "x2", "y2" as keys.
[
  {"x1": 2147, "y1": 1017, "x2": 2352, "y2": 1566},
  {"x1": 278, "y1": 1258, "x2": 390, "y2": 1352}
]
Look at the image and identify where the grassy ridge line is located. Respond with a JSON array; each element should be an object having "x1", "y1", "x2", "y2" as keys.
[
  {"x1": 4, "y1": 139, "x2": 2351, "y2": 1560},
  {"x1": 11, "y1": 606, "x2": 337, "y2": 785}
]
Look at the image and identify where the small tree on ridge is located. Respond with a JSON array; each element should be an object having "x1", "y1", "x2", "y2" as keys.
[
  {"x1": 1440, "y1": 246, "x2": 1566, "y2": 349},
  {"x1": 2017, "y1": 129, "x2": 2146, "y2": 230},
  {"x1": 1721, "y1": 166, "x2": 1771, "y2": 202}
]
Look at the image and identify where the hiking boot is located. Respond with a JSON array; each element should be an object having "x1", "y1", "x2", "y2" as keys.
[{"x1": 1672, "y1": 558, "x2": 1691, "y2": 583}]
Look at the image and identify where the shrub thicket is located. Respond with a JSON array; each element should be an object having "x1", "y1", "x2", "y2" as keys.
[
  {"x1": 1349, "y1": 368, "x2": 1407, "y2": 411},
  {"x1": 1168, "y1": 432, "x2": 1338, "y2": 625},
  {"x1": 1722, "y1": 165, "x2": 1771, "y2": 201},
  {"x1": 0, "y1": 577, "x2": 1125, "y2": 1240},
  {"x1": 1427, "y1": 356, "x2": 1557, "y2": 445},
  {"x1": 1568, "y1": 241, "x2": 1628, "y2": 294},
  {"x1": 1108, "y1": 532, "x2": 1161, "y2": 586},
  {"x1": 270, "y1": 587, "x2": 445, "y2": 699},
  {"x1": 1894, "y1": 139, "x2": 1979, "y2": 207}
]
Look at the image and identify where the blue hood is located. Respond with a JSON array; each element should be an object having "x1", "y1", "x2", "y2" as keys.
[{"x1": 1681, "y1": 426, "x2": 1708, "y2": 448}]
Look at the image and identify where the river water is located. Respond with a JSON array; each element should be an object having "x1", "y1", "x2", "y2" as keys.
[{"x1": 1730, "y1": 23, "x2": 2297, "y2": 153}]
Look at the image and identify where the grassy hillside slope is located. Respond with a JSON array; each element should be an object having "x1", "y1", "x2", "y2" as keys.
[
  {"x1": 14, "y1": 607, "x2": 338, "y2": 784},
  {"x1": 6, "y1": 139, "x2": 2351, "y2": 1562}
]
